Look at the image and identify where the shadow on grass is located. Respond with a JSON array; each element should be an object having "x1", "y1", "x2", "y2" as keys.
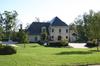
[
  {"x1": 30, "y1": 45, "x2": 39, "y2": 48},
  {"x1": 55, "y1": 51, "x2": 93, "y2": 55},
  {"x1": 89, "y1": 50, "x2": 100, "y2": 52},
  {"x1": 29, "y1": 44, "x2": 43, "y2": 48}
]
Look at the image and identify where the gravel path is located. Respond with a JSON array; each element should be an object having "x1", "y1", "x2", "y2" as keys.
[{"x1": 69, "y1": 43, "x2": 87, "y2": 48}]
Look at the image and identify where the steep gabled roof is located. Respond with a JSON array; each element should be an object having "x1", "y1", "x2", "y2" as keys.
[
  {"x1": 49, "y1": 17, "x2": 68, "y2": 26},
  {"x1": 27, "y1": 17, "x2": 68, "y2": 35},
  {"x1": 27, "y1": 22, "x2": 50, "y2": 35}
]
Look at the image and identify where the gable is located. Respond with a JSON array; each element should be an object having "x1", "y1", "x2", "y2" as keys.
[{"x1": 49, "y1": 17, "x2": 68, "y2": 26}]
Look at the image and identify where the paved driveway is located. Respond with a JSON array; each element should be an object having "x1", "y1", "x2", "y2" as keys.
[{"x1": 69, "y1": 43, "x2": 87, "y2": 48}]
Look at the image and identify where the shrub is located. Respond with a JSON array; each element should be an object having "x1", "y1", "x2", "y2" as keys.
[
  {"x1": 85, "y1": 42, "x2": 97, "y2": 48},
  {"x1": 60, "y1": 39, "x2": 68, "y2": 46},
  {"x1": 47, "y1": 39, "x2": 68, "y2": 47},
  {"x1": 85, "y1": 40, "x2": 97, "y2": 48},
  {"x1": 0, "y1": 45, "x2": 16, "y2": 55},
  {"x1": 47, "y1": 42, "x2": 62, "y2": 47},
  {"x1": 18, "y1": 31, "x2": 29, "y2": 43}
]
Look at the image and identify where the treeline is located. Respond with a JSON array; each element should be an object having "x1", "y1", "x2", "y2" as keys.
[
  {"x1": 70, "y1": 10, "x2": 100, "y2": 50},
  {"x1": 0, "y1": 11, "x2": 28, "y2": 43},
  {"x1": 1, "y1": 10, "x2": 100, "y2": 47}
]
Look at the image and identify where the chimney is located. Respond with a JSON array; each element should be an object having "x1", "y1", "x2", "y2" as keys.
[{"x1": 20, "y1": 24, "x2": 22, "y2": 30}]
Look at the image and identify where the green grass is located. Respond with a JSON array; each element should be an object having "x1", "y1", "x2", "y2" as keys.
[{"x1": 0, "y1": 43, "x2": 100, "y2": 66}]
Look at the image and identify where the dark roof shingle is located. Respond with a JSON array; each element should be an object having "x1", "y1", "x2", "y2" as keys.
[
  {"x1": 27, "y1": 22, "x2": 50, "y2": 35},
  {"x1": 27, "y1": 17, "x2": 68, "y2": 35},
  {"x1": 50, "y1": 17, "x2": 68, "y2": 26}
]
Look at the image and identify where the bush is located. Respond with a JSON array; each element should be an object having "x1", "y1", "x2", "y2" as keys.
[
  {"x1": 0, "y1": 45, "x2": 16, "y2": 55},
  {"x1": 85, "y1": 41, "x2": 97, "y2": 48},
  {"x1": 18, "y1": 31, "x2": 29, "y2": 43},
  {"x1": 60, "y1": 39, "x2": 68, "y2": 46},
  {"x1": 85, "y1": 43, "x2": 97, "y2": 48},
  {"x1": 47, "y1": 40, "x2": 68, "y2": 47},
  {"x1": 47, "y1": 42, "x2": 62, "y2": 47}
]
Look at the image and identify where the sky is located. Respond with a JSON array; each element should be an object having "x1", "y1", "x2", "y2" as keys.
[{"x1": 0, "y1": 0, "x2": 100, "y2": 28}]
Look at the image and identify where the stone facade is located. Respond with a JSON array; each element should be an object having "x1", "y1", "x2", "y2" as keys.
[{"x1": 49, "y1": 26, "x2": 68, "y2": 42}]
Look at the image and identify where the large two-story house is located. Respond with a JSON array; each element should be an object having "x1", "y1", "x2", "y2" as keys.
[{"x1": 27, "y1": 17, "x2": 74, "y2": 43}]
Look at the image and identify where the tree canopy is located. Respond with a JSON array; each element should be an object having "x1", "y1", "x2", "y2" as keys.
[{"x1": 74, "y1": 10, "x2": 100, "y2": 51}]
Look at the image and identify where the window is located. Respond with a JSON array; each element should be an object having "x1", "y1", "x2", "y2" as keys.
[
  {"x1": 35, "y1": 37, "x2": 37, "y2": 41},
  {"x1": 66, "y1": 36, "x2": 68, "y2": 39},
  {"x1": 51, "y1": 36, "x2": 54, "y2": 39},
  {"x1": 51, "y1": 36, "x2": 54, "y2": 40},
  {"x1": 51, "y1": 36, "x2": 54, "y2": 41},
  {"x1": 42, "y1": 27, "x2": 46, "y2": 32},
  {"x1": 52, "y1": 29, "x2": 54, "y2": 32},
  {"x1": 58, "y1": 36, "x2": 62, "y2": 40},
  {"x1": 43, "y1": 29, "x2": 46, "y2": 32},
  {"x1": 59, "y1": 29, "x2": 61, "y2": 33},
  {"x1": 66, "y1": 29, "x2": 68, "y2": 33}
]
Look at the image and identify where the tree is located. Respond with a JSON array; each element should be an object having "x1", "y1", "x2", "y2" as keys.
[
  {"x1": 41, "y1": 31, "x2": 48, "y2": 41},
  {"x1": 35, "y1": 17, "x2": 40, "y2": 22},
  {"x1": 0, "y1": 13, "x2": 4, "y2": 40},
  {"x1": 74, "y1": 15, "x2": 88, "y2": 42},
  {"x1": 3, "y1": 11, "x2": 18, "y2": 40},
  {"x1": 18, "y1": 24, "x2": 29, "y2": 46},
  {"x1": 87, "y1": 11, "x2": 100, "y2": 51},
  {"x1": 74, "y1": 10, "x2": 100, "y2": 51},
  {"x1": 18, "y1": 30, "x2": 29, "y2": 47}
]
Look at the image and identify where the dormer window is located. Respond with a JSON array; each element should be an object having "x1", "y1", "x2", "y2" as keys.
[
  {"x1": 41, "y1": 27, "x2": 46, "y2": 32},
  {"x1": 43, "y1": 29, "x2": 45, "y2": 32}
]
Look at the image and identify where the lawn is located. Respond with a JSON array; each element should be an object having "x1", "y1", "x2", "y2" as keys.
[{"x1": 0, "y1": 43, "x2": 100, "y2": 66}]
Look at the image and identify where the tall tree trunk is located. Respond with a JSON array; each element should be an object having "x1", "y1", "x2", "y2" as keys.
[
  {"x1": 24, "y1": 43, "x2": 26, "y2": 48},
  {"x1": 96, "y1": 39, "x2": 99, "y2": 51},
  {"x1": 97, "y1": 45, "x2": 99, "y2": 51}
]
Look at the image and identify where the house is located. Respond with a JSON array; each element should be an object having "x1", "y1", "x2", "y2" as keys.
[
  {"x1": 69, "y1": 30, "x2": 77, "y2": 42},
  {"x1": 27, "y1": 17, "x2": 74, "y2": 43}
]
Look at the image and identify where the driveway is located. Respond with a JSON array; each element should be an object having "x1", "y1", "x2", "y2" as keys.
[{"x1": 69, "y1": 43, "x2": 87, "y2": 48}]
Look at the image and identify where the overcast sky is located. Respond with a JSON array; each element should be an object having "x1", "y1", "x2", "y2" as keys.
[{"x1": 0, "y1": 0, "x2": 100, "y2": 28}]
